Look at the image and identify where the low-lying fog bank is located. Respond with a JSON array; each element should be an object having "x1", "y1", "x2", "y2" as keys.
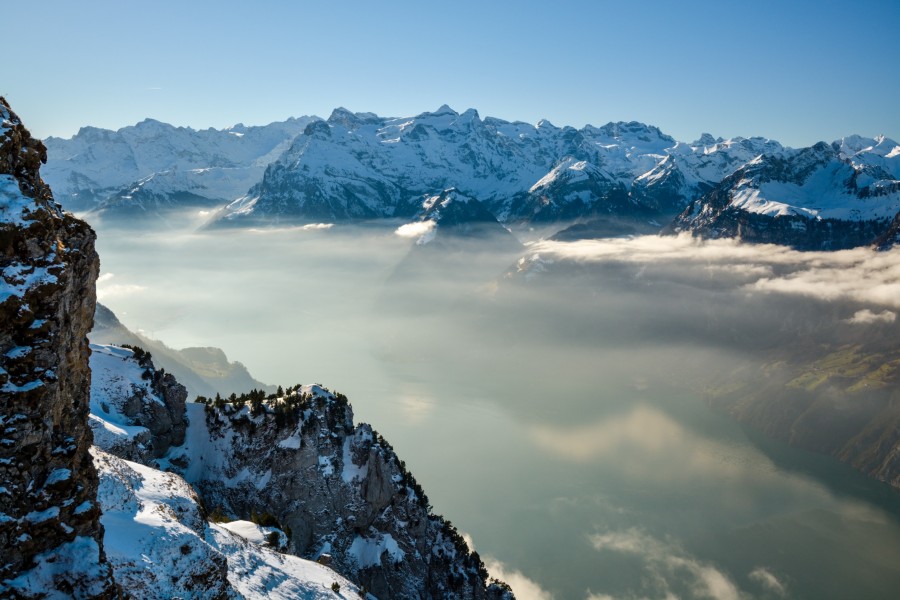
[{"x1": 93, "y1": 218, "x2": 900, "y2": 600}]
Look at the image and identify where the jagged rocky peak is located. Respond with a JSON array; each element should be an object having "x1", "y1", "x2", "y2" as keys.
[
  {"x1": 0, "y1": 97, "x2": 118, "y2": 597},
  {"x1": 168, "y1": 385, "x2": 513, "y2": 599},
  {"x1": 302, "y1": 119, "x2": 332, "y2": 137},
  {"x1": 327, "y1": 107, "x2": 382, "y2": 129},
  {"x1": 694, "y1": 132, "x2": 721, "y2": 146},
  {"x1": 416, "y1": 188, "x2": 523, "y2": 247}
]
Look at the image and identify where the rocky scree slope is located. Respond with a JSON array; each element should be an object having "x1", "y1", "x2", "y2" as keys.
[{"x1": 0, "y1": 98, "x2": 118, "y2": 597}]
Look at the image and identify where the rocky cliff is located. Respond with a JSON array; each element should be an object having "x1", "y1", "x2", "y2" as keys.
[
  {"x1": 170, "y1": 387, "x2": 512, "y2": 599},
  {"x1": 87, "y1": 341, "x2": 514, "y2": 598},
  {"x1": 0, "y1": 98, "x2": 118, "y2": 596}
]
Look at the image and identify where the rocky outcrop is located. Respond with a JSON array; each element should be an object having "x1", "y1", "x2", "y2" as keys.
[
  {"x1": 874, "y1": 211, "x2": 900, "y2": 250},
  {"x1": 89, "y1": 344, "x2": 187, "y2": 463},
  {"x1": 176, "y1": 387, "x2": 513, "y2": 599},
  {"x1": 0, "y1": 98, "x2": 118, "y2": 596}
]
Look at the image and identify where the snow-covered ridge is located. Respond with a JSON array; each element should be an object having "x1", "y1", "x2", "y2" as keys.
[
  {"x1": 213, "y1": 105, "x2": 898, "y2": 234},
  {"x1": 669, "y1": 141, "x2": 900, "y2": 249},
  {"x1": 93, "y1": 447, "x2": 360, "y2": 599},
  {"x1": 44, "y1": 105, "x2": 900, "y2": 242}
]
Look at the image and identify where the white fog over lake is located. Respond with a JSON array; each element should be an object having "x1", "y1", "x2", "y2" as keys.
[{"x1": 92, "y1": 215, "x2": 900, "y2": 600}]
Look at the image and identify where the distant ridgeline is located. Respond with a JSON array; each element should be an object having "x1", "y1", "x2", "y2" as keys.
[{"x1": 44, "y1": 106, "x2": 900, "y2": 249}]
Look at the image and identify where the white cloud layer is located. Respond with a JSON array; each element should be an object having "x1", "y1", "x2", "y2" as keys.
[
  {"x1": 461, "y1": 531, "x2": 554, "y2": 600},
  {"x1": 844, "y1": 309, "x2": 897, "y2": 325},
  {"x1": 395, "y1": 220, "x2": 436, "y2": 240},
  {"x1": 484, "y1": 558, "x2": 555, "y2": 600},
  {"x1": 529, "y1": 234, "x2": 900, "y2": 309}
]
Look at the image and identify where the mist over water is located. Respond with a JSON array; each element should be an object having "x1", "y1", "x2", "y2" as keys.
[{"x1": 93, "y1": 214, "x2": 900, "y2": 599}]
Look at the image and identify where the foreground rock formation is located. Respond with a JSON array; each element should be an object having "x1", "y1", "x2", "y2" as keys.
[{"x1": 0, "y1": 98, "x2": 118, "y2": 596}]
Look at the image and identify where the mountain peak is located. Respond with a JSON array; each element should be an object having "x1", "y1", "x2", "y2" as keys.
[
  {"x1": 327, "y1": 108, "x2": 384, "y2": 129},
  {"x1": 431, "y1": 104, "x2": 457, "y2": 116}
]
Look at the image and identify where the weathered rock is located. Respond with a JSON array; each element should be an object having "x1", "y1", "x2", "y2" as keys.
[
  {"x1": 0, "y1": 98, "x2": 118, "y2": 597},
  {"x1": 89, "y1": 344, "x2": 187, "y2": 463},
  {"x1": 175, "y1": 387, "x2": 514, "y2": 599}
]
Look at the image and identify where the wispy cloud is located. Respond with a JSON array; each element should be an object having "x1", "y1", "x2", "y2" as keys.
[
  {"x1": 588, "y1": 529, "x2": 749, "y2": 600},
  {"x1": 96, "y1": 272, "x2": 146, "y2": 300},
  {"x1": 460, "y1": 531, "x2": 554, "y2": 600},
  {"x1": 748, "y1": 567, "x2": 788, "y2": 597},
  {"x1": 844, "y1": 309, "x2": 897, "y2": 325},
  {"x1": 528, "y1": 234, "x2": 900, "y2": 310},
  {"x1": 395, "y1": 220, "x2": 436, "y2": 240}
]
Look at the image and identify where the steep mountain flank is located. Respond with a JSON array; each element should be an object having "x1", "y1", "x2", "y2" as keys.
[
  {"x1": 0, "y1": 98, "x2": 118, "y2": 597},
  {"x1": 670, "y1": 142, "x2": 900, "y2": 249},
  {"x1": 209, "y1": 107, "x2": 786, "y2": 235}
]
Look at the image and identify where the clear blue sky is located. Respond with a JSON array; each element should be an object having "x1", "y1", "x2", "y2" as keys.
[{"x1": 4, "y1": 0, "x2": 898, "y2": 146}]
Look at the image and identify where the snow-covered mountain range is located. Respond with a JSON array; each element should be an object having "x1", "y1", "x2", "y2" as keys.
[
  {"x1": 43, "y1": 116, "x2": 316, "y2": 215},
  {"x1": 670, "y1": 139, "x2": 900, "y2": 249},
  {"x1": 44, "y1": 107, "x2": 900, "y2": 248}
]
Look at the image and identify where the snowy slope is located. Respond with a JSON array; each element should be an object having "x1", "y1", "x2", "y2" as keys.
[
  {"x1": 87, "y1": 346, "x2": 512, "y2": 598},
  {"x1": 671, "y1": 142, "x2": 900, "y2": 249},
  {"x1": 43, "y1": 116, "x2": 318, "y2": 214},
  {"x1": 91, "y1": 302, "x2": 271, "y2": 398},
  {"x1": 93, "y1": 448, "x2": 360, "y2": 599},
  {"x1": 88, "y1": 346, "x2": 364, "y2": 599}
]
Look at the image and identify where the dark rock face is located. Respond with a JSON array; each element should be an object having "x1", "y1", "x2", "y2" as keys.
[
  {"x1": 122, "y1": 349, "x2": 188, "y2": 458},
  {"x1": 874, "y1": 211, "x2": 900, "y2": 250},
  {"x1": 0, "y1": 98, "x2": 118, "y2": 596},
  {"x1": 90, "y1": 345, "x2": 188, "y2": 462},
  {"x1": 182, "y1": 388, "x2": 513, "y2": 599}
]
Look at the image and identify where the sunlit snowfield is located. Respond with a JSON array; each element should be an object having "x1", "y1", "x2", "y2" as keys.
[{"x1": 93, "y1": 214, "x2": 900, "y2": 600}]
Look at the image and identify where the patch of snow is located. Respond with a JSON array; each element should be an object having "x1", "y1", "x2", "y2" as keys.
[
  {"x1": 318, "y1": 455, "x2": 334, "y2": 476},
  {"x1": 341, "y1": 436, "x2": 369, "y2": 484},
  {"x1": 348, "y1": 533, "x2": 406, "y2": 568}
]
